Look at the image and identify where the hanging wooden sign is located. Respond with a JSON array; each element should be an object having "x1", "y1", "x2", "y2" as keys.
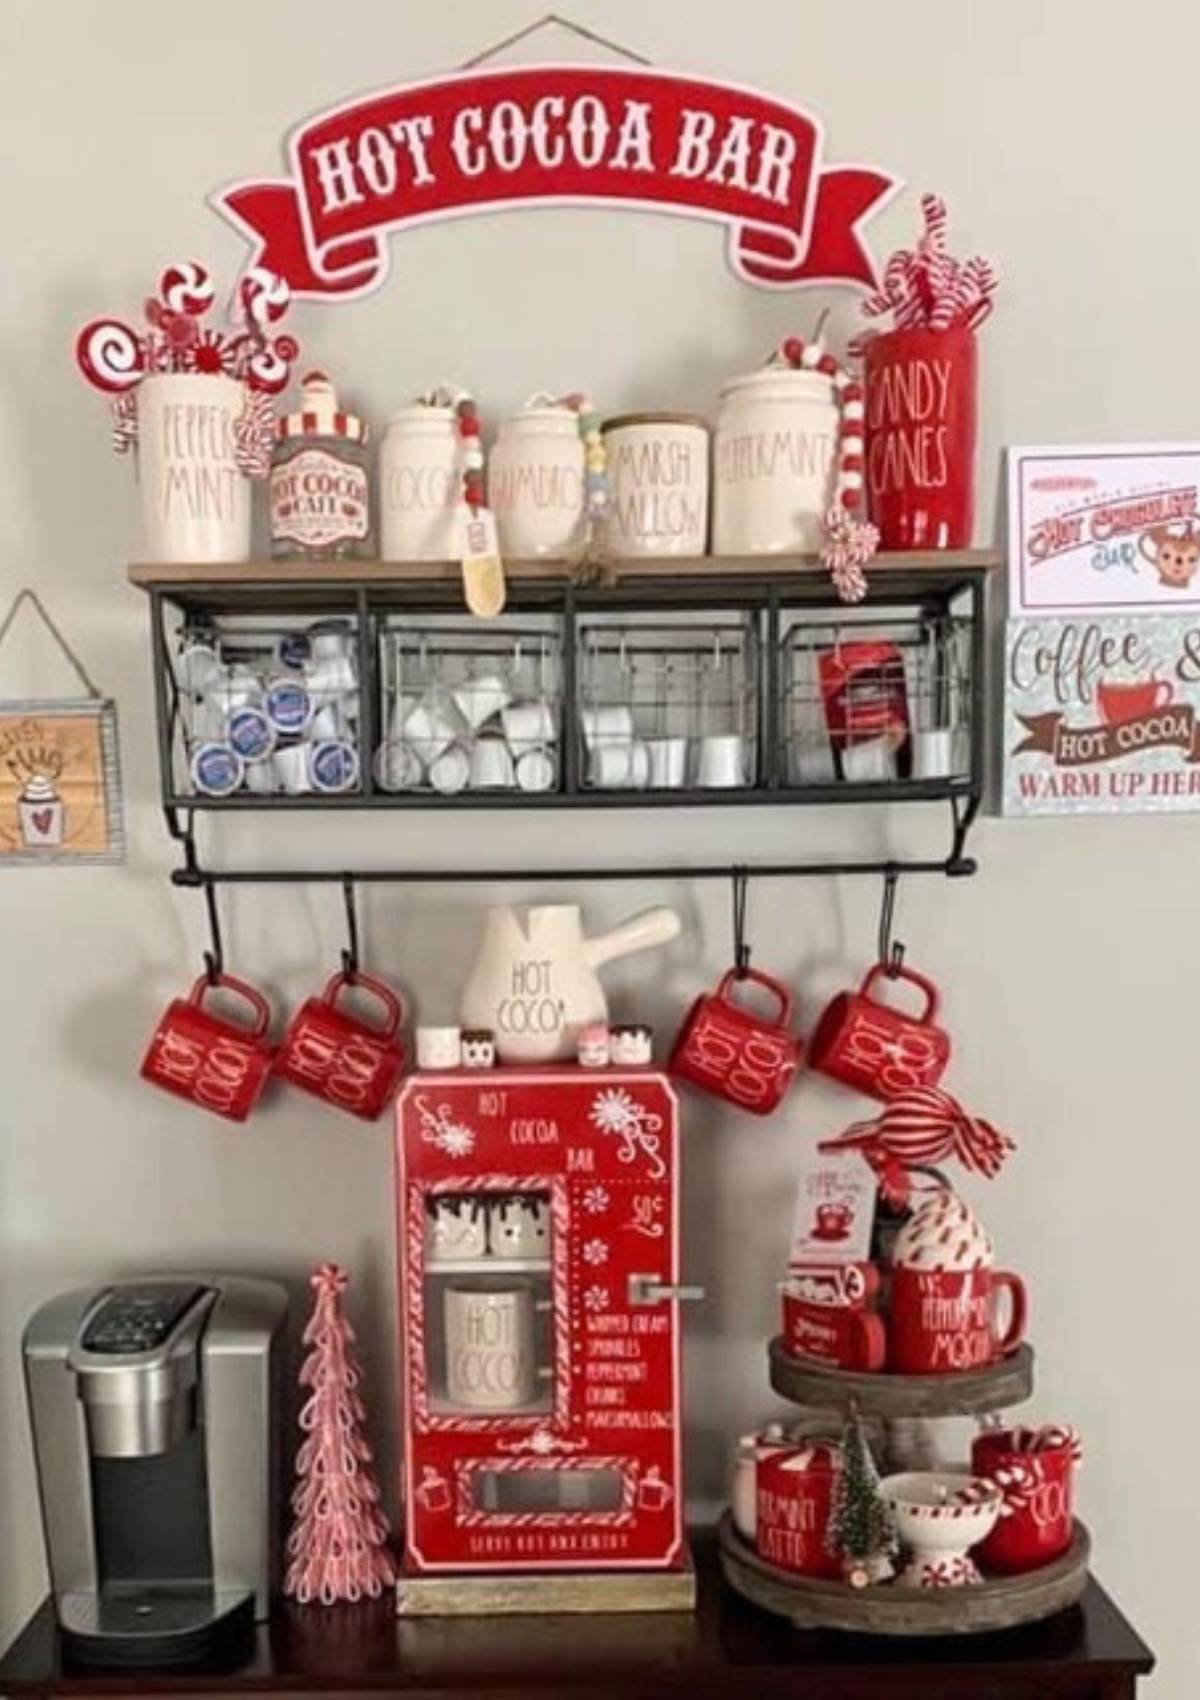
[
  {"x1": 213, "y1": 65, "x2": 898, "y2": 301},
  {"x1": 0, "y1": 591, "x2": 125, "y2": 865}
]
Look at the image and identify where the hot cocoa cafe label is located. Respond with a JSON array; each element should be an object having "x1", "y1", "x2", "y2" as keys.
[{"x1": 213, "y1": 65, "x2": 898, "y2": 299}]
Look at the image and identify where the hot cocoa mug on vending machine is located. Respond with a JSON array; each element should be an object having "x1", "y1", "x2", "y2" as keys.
[
  {"x1": 669, "y1": 968, "x2": 803, "y2": 1115},
  {"x1": 809, "y1": 963, "x2": 950, "y2": 1100},
  {"x1": 140, "y1": 974, "x2": 275, "y2": 1123},
  {"x1": 276, "y1": 972, "x2": 406, "y2": 1121}
]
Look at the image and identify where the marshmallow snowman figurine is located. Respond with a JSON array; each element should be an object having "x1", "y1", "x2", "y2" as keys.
[
  {"x1": 610, "y1": 1024, "x2": 653, "y2": 1066},
  {"x1": 490, "y1": 1194, "x2": 551, "y2": 1261},
  {"x1": 577, "y1": 1023, "x2": 611, "y2": 1067},
  {"x1": 425, "y1": 1194, "x2": 489, "y2": 1265},
  {"x1": 461, "y1": 1029, "x2": 496, "y2": 1069}
]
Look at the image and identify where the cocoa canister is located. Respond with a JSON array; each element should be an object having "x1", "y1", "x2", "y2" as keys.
[{"x1": 602, "y1": 412, "x2": 709, "y2": 557}]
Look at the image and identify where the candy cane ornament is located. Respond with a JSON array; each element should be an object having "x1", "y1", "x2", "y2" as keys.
[{"x1": 773, "y1": 335, "x2": 878, "y2": 603}]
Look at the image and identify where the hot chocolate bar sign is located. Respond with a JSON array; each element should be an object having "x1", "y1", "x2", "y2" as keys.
[{"x1": 213, "y1": 66, "x2": 897, "y2": 299}]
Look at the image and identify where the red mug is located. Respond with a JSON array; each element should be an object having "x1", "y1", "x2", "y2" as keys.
[
  {"x1": 1097, "y1": 677, "x2": 1172, "y2": 726},
  {"x1": 809, "y1": 962, "x2": 949, "y2": 1100},
  {"x1": 141, "y1": 973, "x2": 275, "y2": 1123},
  {"x1": 972, "y1": 1427, "x2": 1077, "y2": 1574},
  {"x1": 755, "y1": 1444, "x2": 842, "y2": 1577},
  {"x1": 786, "y1": 1260, "x2": 881, "y2": 1309},
  {"x1": 889, "y1": 1266, "x2": 1027, "y2": 1374},
  {"x1": 275, "y1": 972, "x2": 406, "y2": 1121},
  {"x1": 781, "y1": 1285, "x2": 886, "y2": 1372},
  {"x1": 864, "y1": 323, "x2": 977, "y2": 551},
  {"x1": 669, "y1": 967, "x2": 802, "y2": 1115}
]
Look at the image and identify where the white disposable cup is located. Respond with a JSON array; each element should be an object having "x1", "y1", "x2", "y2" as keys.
[
  {"x1": 789, "y1": 739, "x2": 836, "y2": 784},
  {"x1": 243, "y1": 760, "x2": 276, "y2": 795},
  {"x1": 580, "y1": 705, "x2": 634, "y2": 748},
  {"x1": 647, "y1": 737, "x2": 687, "y2": 788},
  {"x1": 455, "y1": 673, "x2": 511, "y2": 731},
  {"x1": 469, "y1": 738, "x2": 516, "y2": 790},
  {"x1": 388, "y1": 692, "x2": 422, "y2": 744},
  {"x1": 913, "y1": 728, "x2": 955, "y2": 779},
  {"x1": 696, "y1": 734, "x2": 746, "y2": 788},
  {"x1": 309, "y1": 703, "x2": 344, "y2": 742},
  {"x1": 516, "y1": 748, "x2": 556, "y2": 793},
  {"x1": 444, "y1": 1283, "x2": 537, "y2": 1412},
  {"x1": 205, "y1": 669, "x2": 261, "y2": 719},
  {"x1": 375, "y1": 742, "x2": 424, "y2": 792},
  {"x1": 405, "y1": 694, "x2": 465, "y2": 765},
  {"x1": 429, "y1": 745, "x2": 471, "y2": 795},
  {"x1": 310, "y1": 624, "x2": 354, "y2": 661},
  {"x1": 842, "y1": 735, "x2": 897, "y2": 783},
  {"x1": 305, "y1": 655, "x2": 357, "y2": 700},
  {"x1": 273, "y1": 743, "x2": 312, "y2": 795},
  {"x1": 177, "y1": 642, "x2": 222, "y2": 697},
  {"x1": 190, "y1": 697, "x2": 227, "y2": 745},
  {"x1": 502, "y1": 699, "x2": 556, "y2": 755},
  {"x1": 417, "y1": 1025, "x2": 462, "y2": 1069},
  {"x1": 589, "y1": 740, "x2": 649, "y2": 789}
]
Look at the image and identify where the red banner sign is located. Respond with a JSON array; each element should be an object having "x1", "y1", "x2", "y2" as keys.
[{"x1": 213, "y1": 66, "x2": 898, "y2": 300}]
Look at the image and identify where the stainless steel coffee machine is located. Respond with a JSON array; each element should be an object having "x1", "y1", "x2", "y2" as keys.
[{"x1": 23, "y1": 1277, "x2": 286, "y2": 1668}]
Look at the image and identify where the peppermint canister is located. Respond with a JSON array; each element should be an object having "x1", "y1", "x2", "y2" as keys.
[
  {"x1": 488, "y1": 402, "x2": 584, "y2": 558},
  {"x1": 380, "y1": 406, "x2": 464, "y2": 561},
  {"x1": 270, "y1": 372, "x2": 371, "y2": 559},
  {"x1": 137, "y1": 373, "x2": 252, "y2": 564},
  {"x1": 603, "y1": 413, "x2": 709, "y2": 557},
  {"x1": 712, "y1": 367, "x2": 838, "y2": 555}
]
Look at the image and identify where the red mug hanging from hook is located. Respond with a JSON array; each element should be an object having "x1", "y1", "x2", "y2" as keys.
[
  {"x1": 809, "y1": 961, "x2": 950, "y2": 1100},
  {"x1": 670, "y1": 967, "x2": 803, "y2": 1115},
  {"x1": 141, "y1": 973, "x2": 276, "y2": 1122},
  {"x1": 276, "y1": 972, "x2": 407, "y2": 1121}
]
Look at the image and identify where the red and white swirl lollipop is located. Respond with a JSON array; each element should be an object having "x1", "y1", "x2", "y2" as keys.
[
  {"x1": 159, "y1": 261, "x2": 215, "y2": 319},
  {"x1": 240, "y1": 267, "x2": 290, "y2": 329},
  {"x1": 245, "y1": 333, "x2": 299, "y2": 395},
  {"x1": 76, "y1": 318, "x2": 147, "y2": 394}
]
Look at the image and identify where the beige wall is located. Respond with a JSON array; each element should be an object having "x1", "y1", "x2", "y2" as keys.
[{"x1": 0, "y1": 0, "x2": 1193, "y2": 1688}]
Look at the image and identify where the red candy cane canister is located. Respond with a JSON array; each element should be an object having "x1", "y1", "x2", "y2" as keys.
[{"x1": 864, "y1": 324, "x2": 977, "y2": 551}]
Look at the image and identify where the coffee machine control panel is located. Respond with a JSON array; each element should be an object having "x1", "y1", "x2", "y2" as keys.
[{"x1": 80, "y1": 1284, "x2": 209, "y2": 1356}]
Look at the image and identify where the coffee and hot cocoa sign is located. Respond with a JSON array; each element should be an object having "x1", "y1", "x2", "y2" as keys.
[{"x1": 1003, "y1": 613, "x2": 1200, "y2": 815}]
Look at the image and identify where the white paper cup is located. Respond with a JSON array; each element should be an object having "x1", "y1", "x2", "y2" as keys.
[
  {"x1": 309, "y1": 622, "x2": 354, "y2": 661},
  {"x1": 469, "y1": 738, "x2": 516, "y2": 790},
  {"x1": 429, "y1": 745, "x2": 471, "y2": 795},
  {"x1": 305, "y1": 654, "x2": 357, "y2": 700},
  {"x1": 696, "y1": 734, "x2": 746, "y2": 788},
  {"x1": 589, "y1": 740, "x2": 649, "y2": 789},
  {"x1": 789, "y1": 739, "x2": 836, "y2": 785},
  {"x1": 502, "y1": 699, "x2": 556, "y2": 755},
  {"x1": 646, "y1": 736, "x2": 687, "y2": 788},
  {"x1": 842, "y1": 735, "x2": 897, "y2": 784},
  {"x1": 455, "y1": 673, "x2": 511, "y2": 731},
  {"x1": 913, "y1": 728, "x2": 955, "y2": 780},
  {"x1": 374, "y1": 742, "x2": 424, "y2": 792},
  {"x1": 273, "y1": 742, "x2": 313, "y2": 795},
  {"x1": 243, "y1": 760, "x2": 276, "y2": 795},
  {"x1": 176, "y1": 641, "x2": 222, "y2": 697},
  {"x1": 417, "y1": 1025, "x2": 462, "y2": 1069},
  {"x1": 580, "y1": 705, "x2": 635, "y2": 748},
  {"x1": 516, "y1": 747, "x2": 556, "y2": 793},
  {"x1": 308, "y1": 703, "x2": 345, "y2": 742},
  {"x1": 204, "y1": 668, "x2": 261, "y2": 719},
  {"x1": 405, "y1": 694, "x2": 465, "y2": 765}
]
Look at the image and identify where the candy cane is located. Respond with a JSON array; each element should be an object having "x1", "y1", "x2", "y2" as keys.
[
  {"x1": 110, "y1": 392, "x2": 138, "y2": 456},
  {"x1": 232, "y1": 389, "x2": 275, "y2": 480},
  {"x1": 76, "y1": 318, "x2": 147, "y2": 394},
  {"x1": 159, "y1": 261, "x2": 214, "y2": 318}
]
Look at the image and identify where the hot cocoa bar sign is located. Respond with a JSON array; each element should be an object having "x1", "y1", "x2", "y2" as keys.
[
  {"x1": 1003, "y1": 613, "x2": 1200, "y2": 815},
  {"x1": 213, "y1": 66, "x2": 897, "y2": 299}
]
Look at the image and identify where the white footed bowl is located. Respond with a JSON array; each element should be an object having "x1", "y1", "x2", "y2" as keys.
[{"x1": 881, "y1": 1470, "x2": 1002, "y2": 1588}]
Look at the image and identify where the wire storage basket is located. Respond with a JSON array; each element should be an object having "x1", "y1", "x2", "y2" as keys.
[
  {"x1": 167, "y1": 612, "x2": 363, "y2": 800},
  {"x1": 779, "y1": 607, "x2": 974, "y2": 789},
  {"x1": 576, "y1": 614, "x2": 761, "y2": 793},
  {"x1": 377, "y1": 616, "x2": 563, "y2": 797}
]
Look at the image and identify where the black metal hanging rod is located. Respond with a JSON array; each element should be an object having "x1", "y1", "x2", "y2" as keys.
[{"x1": 172, "y1": 854, "x2": 974, "y2": 887}]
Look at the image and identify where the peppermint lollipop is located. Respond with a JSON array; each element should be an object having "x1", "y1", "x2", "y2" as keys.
[
  {"x1": 159, "y1": 261, "x2": 215, "y2": 318},
  {"x1": 76, "y1": 318, "x2": 147, "y2": 394}
]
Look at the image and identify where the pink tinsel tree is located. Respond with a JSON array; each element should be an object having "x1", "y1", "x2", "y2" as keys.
[{"x1": 283, "y1": 1262, "x2": 396, "y2": 1605}]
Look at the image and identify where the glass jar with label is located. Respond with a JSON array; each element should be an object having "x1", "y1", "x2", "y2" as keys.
[{"x1": 270, "y1": 372, "x2": 372, "y2": 560}]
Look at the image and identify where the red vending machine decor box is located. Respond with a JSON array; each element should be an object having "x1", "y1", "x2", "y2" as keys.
[{"x1": 397, "y1": 1069, "x2": 685, "y2": 1576}]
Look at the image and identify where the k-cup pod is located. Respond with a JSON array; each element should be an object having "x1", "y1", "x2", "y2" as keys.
[
  {"x1": 647, "y1": 736, "x2": 687, "y2": 789},
  {"x1": 589, "y1": 740, "x2": 649, "y2": 789},
  {"x1": 310, "y1": 738, "x2": 360, "y2": 794},
  {"x1": 190, "y1": 696, "x2": 228, "y2": 745},
  {"x1": 309, "y1": 702, "x2": 346, "y2": 742},
  {"x1": 913, "y1": 727, "x2": 955, "y2": 780},
  {"x1": 243, "y1": 759, "x2": 276, "y2": 795},
  {"x1": 697, "y1": 733, "x2": 747, "y2": 788},
  {"x1": 191, "y1": 741, "x2": 244, "y2": 797},
  {"x1": 455, "y1": 673, "x2": 511, "y2": 731},
  {"x1": 309, "y1": 619, "x2": 355, "y2": 661},
  {"x1": 469, "y1": 737, "x2": 516, "y2": 790},
  {"x1": 264, "y1": 676, "x2": 313, "y2": 737},
  {"x1": 789, "y1": 738, "x2": 837, "y2": 785},
  {"x1": 176, "y1": 639, "x2": 222, "y2": 697},
  {"x1": 502, "y1": 699, "x2": 556, "y2": 755},
  {"x1": 404, "y1": 693, "x2": 465, "y2": 765},
  {"x1": 227, "y1": 704, "x2": 276, "y2": 763},
  {"x1": 417, "y1": 1025, "x2": 462, "y2": 1069},
  {"x1": 516, "y1": 747, "x2": 556, "y2": 793},
  {"x1": 842, "y1": 735, "x2": 897, "y2": 784},
  {"x1": 375, "y1": 742, "x2": 424, "y2": 792},
  {"x1": 273, "y1": 741, "x2": 313, "y2": 795},
  {"x1": 580, "y1": 705, "x2": 634, "y2": 748},
  {"x1": 205, "y1": 666, "x2": 261, "y2": 719},
  {"x1": 429, "y1": 745, "x2": 471, "y2": 795},
  {"x1": 276, "y1": 630, "x2": 312, "y2": 670},
  {"x1": 305, "y1": 654, "x2": 358, "y2": 701}
]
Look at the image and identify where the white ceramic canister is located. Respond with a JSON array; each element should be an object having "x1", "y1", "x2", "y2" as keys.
[
  {"x1": 712, "y1": 367, "x2": 838, "y2": 556},
  {"x1": 136, "y1": 373, "x2": 252, "y2": 563},
  {"x1": 380, "y1": 406, "x2": 463, "y2": 561},
  {"x1": 603, "y1": 412, "x2": 709, "y2": 557},
  {"x1": 487, "y1": 402, "x2": 584, "y2": 558}
]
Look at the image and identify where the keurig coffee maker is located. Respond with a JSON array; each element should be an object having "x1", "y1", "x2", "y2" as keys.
[{"x1": 23, "y1": 1276, "x2": 286, "y2": 1668}]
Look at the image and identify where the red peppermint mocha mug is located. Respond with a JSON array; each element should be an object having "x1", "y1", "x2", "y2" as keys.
[
  {"x1": 781, "y1": 1284, "x2": 886, "y2": 1372},
  {"x1": 971, "y1": 1427, "x2": 1077, "y2": 1573},
  {"x1": 275, "y1": 972, "x2": 406, "y2": 1121},
  {"x1": 889, "y1": 1266, "x2": 1027, "y2": 1374},
  {"x1": 140, "y1": 973, "x2": 275, "y2": 1123},
  {"x1": 809, "y1": 962, "x2": 949, "y2": 1100},
  {"x1": 669, "y1": 967, "x2": 803, "y2": 1115},
  {"x1": 755, "y1": 1444, "x2": 842, "y2": 1577}
]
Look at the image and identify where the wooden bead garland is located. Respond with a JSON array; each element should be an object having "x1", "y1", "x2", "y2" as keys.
[{"x1": 774, "y1": 335, "x2": 879, "y2": 604}]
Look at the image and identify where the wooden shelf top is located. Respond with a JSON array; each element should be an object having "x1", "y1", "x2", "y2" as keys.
[
  {"x1": 127, "y1": 549, "x2": 1001, "y2": 592},
  {"x1": 0, "y1": 1531, "x2": 1153, "y2": 1697}
]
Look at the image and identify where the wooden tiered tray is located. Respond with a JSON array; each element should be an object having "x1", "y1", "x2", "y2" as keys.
[
  {"x1": 768, "y1": 1338, "x2": 1036, "y2": 1417},
  {"x1": 718, "y1": 1512, "x2": 1091, "y2": 1638}
]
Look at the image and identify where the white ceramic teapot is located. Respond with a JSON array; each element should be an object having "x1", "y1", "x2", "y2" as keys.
[{"x1": 461, "y1": 903, "x2": 681, "y2": 1064}]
